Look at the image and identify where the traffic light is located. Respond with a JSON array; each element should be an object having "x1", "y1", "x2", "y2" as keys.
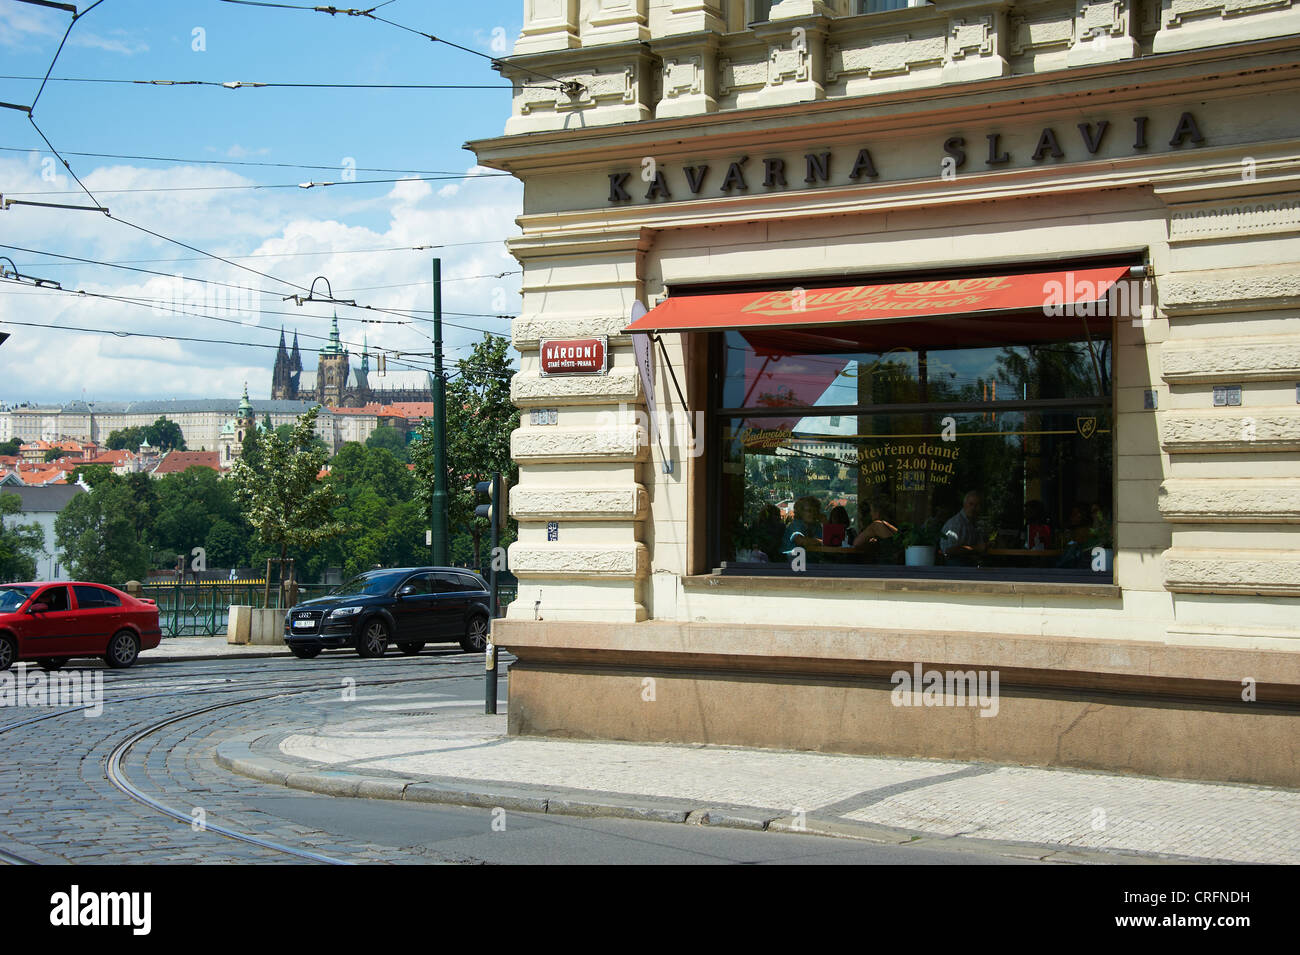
[{"x1": 474, "y1": 476, "x2": 498, "y2": 526}]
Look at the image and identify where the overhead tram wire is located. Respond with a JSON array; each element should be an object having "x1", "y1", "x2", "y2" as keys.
[
  {"x1": 0, "y1": 144, "x2": 489, "y2": 176},
  {"x1": 0, "y1": 244, "x2": 510, "y2": 336},
  {"x1": 0, "y1": 75, "x2": 525, "y2": 90},
  {"x1": 6, "y1": 2, "x2": 512, "y2": 341},
  {"x1": 0, "y1": 277, "x2": 452, "y2": 373},
  {"x1": 0, "y1": 238, "x2": 515, "y2": 267},
  {"x1": 216, "y1": 0, "x2": 584, "y2": 94},
  {"x1": 5, "y1": 172, "x2": 510, "y2": 198}
]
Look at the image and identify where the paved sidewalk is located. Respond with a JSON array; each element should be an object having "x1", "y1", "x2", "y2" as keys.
[
  {"x1": 215, "y1": 701, "x2": 1300, "y2": 865},
  {"x1": 149, "y1": 636, "x2": 291, "y2": 662}
]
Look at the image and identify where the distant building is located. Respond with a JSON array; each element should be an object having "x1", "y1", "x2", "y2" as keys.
[
  {"x1": 0, "y1": 483, "x2": 87, "y2": 581},
  {"x1": 150, "y1": 450, "x2": 225, "y2": 478}
]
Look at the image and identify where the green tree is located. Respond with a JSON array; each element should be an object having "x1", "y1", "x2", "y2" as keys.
[
  {"x1": 365, "y1": 424, "x2": 408, "y2": 461},
  {"x1": 410, "y1": 333, "x2": 519, "y2": 569},
  {"x1": 54, "y1": 481, "x2": 150, "y2": 585},
  {"x1": 105, "y1": 425, "x2": 149, "y2": 451},
  {"x1": 231, "y1": 407, "x2": 345, "y2": 596},
  {"x1": 273, "y1": 422, "x2": 327, "y2": 454},
  {"x1": 0, "y1": 438, "x2": 21, "y2": 456},
  {"x1": 145, "y1": 416, "x2": 187, "y2": 452},
  {"x1": 42, "y1": 448, "x2": 65, "y2": 463},
  {"x1": 320, "y1": 444, "x2": 424, "y2": 577},
  {"x1": 148, "y1": 466, "x2": 247, "y2": 569},
  {"x1": 204, "y1": 518, "x2": 249, "y2": 569},
  {"x1": 68, "y1": 463, "x2": 115, "y2": 487},
  {"x1": 0, "y1": 494, "x2": 46, "y2": 582}
]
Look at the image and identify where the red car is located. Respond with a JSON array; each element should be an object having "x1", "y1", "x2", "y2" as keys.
[{"x1": 0, "y1": 582, "x2": 161, "y2": 671}]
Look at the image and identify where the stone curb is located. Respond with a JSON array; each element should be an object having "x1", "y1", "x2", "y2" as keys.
[
  {"x1": 213, "y1": 734, "x2": 1196, "y2": 865},
  {"x1": 148, "y1": 649, "x2": 293, "y2": 663}
]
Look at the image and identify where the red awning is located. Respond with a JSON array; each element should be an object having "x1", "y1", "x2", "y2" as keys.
[{"x1": 626, "y1": 266, "x2": 1132, "y2": 334}]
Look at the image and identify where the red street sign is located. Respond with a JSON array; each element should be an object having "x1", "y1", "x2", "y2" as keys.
[{"x1": 539, "y1": 337, "x2": 608, "y2": 376}]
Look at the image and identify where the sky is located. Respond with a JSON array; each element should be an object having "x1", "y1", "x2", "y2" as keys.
[{"x1": 0, "y1": 0, "x2": 527, "y2": 404}]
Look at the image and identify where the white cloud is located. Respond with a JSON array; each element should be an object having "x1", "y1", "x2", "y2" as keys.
[
  {"x1": 0, "y1": 156, "x2": 523, "y2": 404},
  {"x1": 0, "y1": 9, "x2": 146, "y2": 54}
]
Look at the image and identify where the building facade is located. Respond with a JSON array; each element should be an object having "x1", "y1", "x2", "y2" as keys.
[{"x1": 474, "y1": 0, "x2": 1300, "y2": 785}]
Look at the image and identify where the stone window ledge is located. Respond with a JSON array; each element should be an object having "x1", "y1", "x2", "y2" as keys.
[{"x1": 683, "y1": 574, "x2": 1121, "y2": 599}]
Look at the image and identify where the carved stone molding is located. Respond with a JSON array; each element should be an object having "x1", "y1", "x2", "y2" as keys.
[
  {"x1": 1164, "y1": 0, "x2": 1292, "y2": 29},
  {"x1": 1159, "y1": 479, "x2": 1300, "y2": 521},
  {"x1": 511, "y1": 425, "x2": 648, "y2": 463},
  {"x1": 1161, "y1": 340, "x2": 1300, "y2": 383},
  {"x1": 1167, "y1": 194, "x2": 1300, "y2": 243},
  {"x1": 511, "y1": 542, "x2": 650, "y2": 578},
  {"x1": 1160, "y1": 411, "x2": 1300, "y2": 453},
  {"x1": 1160, "y1": 267, "x2": 1300, "y2": 315},
  {"x1": 827, "y1": 31, "x2": 946, "y2": 81},
  {"x1": 1009, "y1": 11, "x2": 1075, "y2": 56},
  {"x1": 1164, "y1": 547, "x2": 1300, "y2": 596},
  {"x1": 510, "y1": 485, "x2": 649, "y2": 521},
  {"x1": 511, "y1": 368, "x2": 641, "y2": 406},
  {"x1": 514, "y1": 314, "x2": 635, "y2": 350}
]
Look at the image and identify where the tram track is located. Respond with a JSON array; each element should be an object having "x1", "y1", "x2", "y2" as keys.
[{"x1": 1, "y1": 664, "x2": 496, "y2": 864}]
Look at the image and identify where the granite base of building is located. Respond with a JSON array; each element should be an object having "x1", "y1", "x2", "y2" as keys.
[{"x1": 495, "y1": 621, "x2": 1300, "y2": 789}]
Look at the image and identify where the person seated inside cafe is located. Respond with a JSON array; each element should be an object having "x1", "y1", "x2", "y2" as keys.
[
  {"x1": 752, "y1": 503, "x2": 786, "y2": 562},
  {"x1": 1055, "y1": 503, "x2": 1093, "y2": 568},
  {"x1": 940, "y1": 490, "x2": 986, "y2": 566},
  {"x1": 852, "y1": 499, "x2": 899, "y2": 548},
  {"x1": 782, "y1": 496, "x2": 824, "y2": 556},
  {"x1": 822, "y1": 505, "x2": 852, "y2": 547},
  {"x1": 1024, "y1": 499, "x2": 1051, "y2": 550}
]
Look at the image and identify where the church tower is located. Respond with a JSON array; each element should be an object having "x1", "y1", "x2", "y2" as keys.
[
  {"x1": 271, "y1": 327, "x2": 293, "y2": 399},
  {"x1": 316, "y1": 313, "x2": 350, "y2": 407},
  {"x1": 236, "y1": 383, "x2": 254, "y2": 443},
  {"x1": 289, "y1": 330, "x2": 303, "y2": 390}
]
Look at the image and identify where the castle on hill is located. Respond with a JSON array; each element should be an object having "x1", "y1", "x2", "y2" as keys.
[{"x1": 270, "y1": 316, "x2": 433, "y2": 408}]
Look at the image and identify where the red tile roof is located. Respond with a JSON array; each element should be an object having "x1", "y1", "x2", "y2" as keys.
[{"x1": 151, "y1": 450, "x2": 223, "y2": 475}]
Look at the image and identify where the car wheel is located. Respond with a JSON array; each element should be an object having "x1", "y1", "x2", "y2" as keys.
[
  {"x1": 290, "y1": 646, "x2": 321, "y2": 660},
  {"x1": 459, "y1": 615, "x2": 490, "y2": 653},
  {"x1": 105, "y1": 630, "x2": 140, "y2": 669},
  {"x1": 0, "y1": 635, "x2": 15, "y2": 672},
  {"x1": 37, "y1": 658, "x2": 67, "y2": 670},
  {"x1": 357, "y1": 619, "x2": 389, "y2": 658},
  {"x1": 398, "y1": 642, "x2": 424, "y2": 656}
]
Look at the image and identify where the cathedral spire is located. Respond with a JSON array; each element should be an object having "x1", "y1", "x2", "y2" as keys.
[
  {"x1": 290, "y1": 330, "x2": 302, "y2": 374},
  {"x1": 320, "y1": 312, "x2": 345, "y2": 356}
]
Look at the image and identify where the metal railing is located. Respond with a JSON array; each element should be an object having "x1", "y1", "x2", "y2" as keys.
[{"x1": 141, "y1": 581, "x2": 516, "y2": 637}]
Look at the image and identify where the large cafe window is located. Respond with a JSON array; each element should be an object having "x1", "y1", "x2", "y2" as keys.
[{"x1": 708, "y1": 308, "x2": 1115, "y2": 580}]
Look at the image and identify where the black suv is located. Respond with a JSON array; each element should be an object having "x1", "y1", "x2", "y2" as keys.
[{"x1": 284, "y1": 567, "x2": 492, "y2": 660}]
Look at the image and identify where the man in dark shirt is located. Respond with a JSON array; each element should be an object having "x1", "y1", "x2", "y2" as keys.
[{"x1": 940, "y1": 491, "x2": 985, "y2": 565}]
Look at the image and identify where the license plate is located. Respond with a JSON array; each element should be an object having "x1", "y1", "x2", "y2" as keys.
[{"x1": 292, "y1": 619, "x2": 314, "y2": 629}]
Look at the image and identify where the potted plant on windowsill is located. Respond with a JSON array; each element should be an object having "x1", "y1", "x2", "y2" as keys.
[
  {"x1": 899, "y1": 519, "x2": 940, "y2": 567},
  {"x1": 1087, "y1": 508, "x2": 1114, "y2": 575}
]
